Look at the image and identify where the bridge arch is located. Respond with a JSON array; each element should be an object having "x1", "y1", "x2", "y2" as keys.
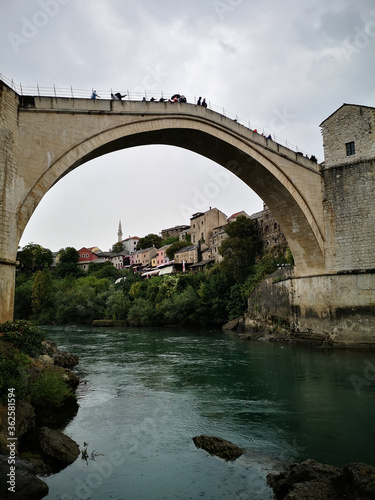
[{"x1": 17, "y1": 114, "x2": 325, "y2": 276}]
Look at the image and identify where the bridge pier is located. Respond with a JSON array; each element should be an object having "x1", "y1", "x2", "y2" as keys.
[{"x1": 0, "y1": 261, "x2": 16, "y2": 323}]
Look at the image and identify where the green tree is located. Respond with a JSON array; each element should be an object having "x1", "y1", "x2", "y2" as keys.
[
  {"x1": 17, "y1": 243, "x2": 53, "y2": 271},
  {"x1": 112, "y1": 242, "x2": 124, "y2": 253},
  {"x1": 127, "y1": 297, "x2": 157, "y2": 326},
  {"x1": 105, "y1": 290, "x2": 131, "y2": 320},
  {"x1": 14, "y1": 275, "x2": 34, "y2": 319},
  {"x1": 219, "y1": 216, "x2": 263, "y2": 282},
  {"x1": 160, "y1": 285, "x2": 201, "y2": 325},
  {"x1": 31, "y1": 268, "x2": 54, "y2": 315},
  {"x1": 88, "y1": 260, "x2": 120, "y2": 279},
  {"x1": 54, "y1": 247, "x2": 83, "y2": 278},
  {"x1": 136, "y1": 234, "x2": 162, "y2": 250},
  {"x1": 58, "y1": 247, "x2": 79, "y2": 264}
]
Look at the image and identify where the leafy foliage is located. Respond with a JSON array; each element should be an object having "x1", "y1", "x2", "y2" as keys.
[
  {"x1": 0, "y1": 344, "x2": 30, "y2": 403},
  {"x1": 14, "y1": 275, "x2": 34, "y2": 319},
  {"x1": 136, "y1": 233, "x2": 162, "y2": 250},
  {"x1": 32, "y1": 268, "x2": 54, "y2": 314},
  {"x1": 219, "y1": 216, "x2": 263, "y2": 282},
  {"x1": 112, "y1": 241, "x2": 124, "y2": 253},
  {"x1": 0, "y1": 320, "x2": 46, "y2": 357},
  {"x1": 127, "y1": 298, "x2": 158, "y2": 326},
  {"x1": 17, "y1": 243, "x2": 53, "y2": 271},
  {"x1": 29, "y1": 367, "x2": 75, "y2": 407},
  {"x1": 105, "y1": 290, "x2": 131, "y2": 320}
]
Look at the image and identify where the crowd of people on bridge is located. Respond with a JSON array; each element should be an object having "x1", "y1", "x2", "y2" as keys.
[{"x1": 91, "y1": 89, "x2": 208, "y2": 106}]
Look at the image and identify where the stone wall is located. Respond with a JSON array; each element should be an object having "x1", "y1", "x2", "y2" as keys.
[
  {"x1": 0, "y1": 82, "x2": 20, "y2": 322},
  {"x1": 323, "y1": 159, "x2": 375, "y2": 272},
  {"x1": 246, "y1": 270, "x2": 375, "y2": 347}
]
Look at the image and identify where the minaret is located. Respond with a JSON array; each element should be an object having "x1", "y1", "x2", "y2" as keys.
[{"x1": 118, "y1": 220, "x2": 123, "y2": 242}]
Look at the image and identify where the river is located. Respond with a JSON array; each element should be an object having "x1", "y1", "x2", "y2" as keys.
[{"x1": 41, "y1": 326, "x2": 375, "y2": 499}]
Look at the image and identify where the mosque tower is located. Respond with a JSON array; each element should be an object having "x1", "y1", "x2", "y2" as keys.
[{"x1": 118, "y1": 220, "x2": 123, "y2": 243}]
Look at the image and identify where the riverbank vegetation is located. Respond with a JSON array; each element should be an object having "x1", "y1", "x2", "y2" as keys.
[
  {"x1": 0, "y1": 321, "x2": 75, "y2": 407},
  {"x1": 15, "y1": 217, "x2": 292, "y2": 328}
]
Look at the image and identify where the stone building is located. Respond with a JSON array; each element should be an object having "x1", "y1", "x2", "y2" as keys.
[
  {"x1": 320, "y1": 104, "x2": 375, "y2": 169},
  {"x1": 133, "y1": 247, "x2": 157, "y2": 267},
  {"x1": 320, "y1": 103, "x2": 375, "y2": 272},
  {"x1": 209, "y1": 228, "x2": 228, "y2": 262},
  {"x1": 190, "y1": 207, "x2": 227, "y2": 245},
  {"x1": 173, "y1": 242, "x2": 209, "y2": 265},
  {"x1": 161, "y1": 225, "x2": 190, "y2": 240},
  {"x1": 255, "y1": 204, "x2": 288, "y2": 251}
]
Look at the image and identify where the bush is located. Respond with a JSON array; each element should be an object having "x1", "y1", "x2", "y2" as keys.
[
  {"x1": 127, "y1": 298, "x2": 157, "y2": 326},
  {"x1": 105, "y1": 290, "x2": 131, "y2": 320},
  {"x1": 14, "y1": 276, "x2": 34, "y2": 319},
  {"x1": 227, "y1": 283, "x2": 247, "y2": 320},
  {"x1": 29, "y1": 367, "x2": 75, "y2": 407},
  {"x1": 0, "y1": 320, "x2": 46, "y2": 357},
  {"x1": 0, "y1": 345, "x2": 30, "y2": 403},
  {"x1": 160, "y1": 286, "x2": 201, "y2": 325}
]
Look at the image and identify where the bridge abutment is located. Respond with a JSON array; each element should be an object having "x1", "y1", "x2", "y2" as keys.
[
  {"x1": 0, "y1": 80, "x2": 22, "y2": 323},
  {"x1": 246, "y1": 271, "x2": 375, "y2": 347}
]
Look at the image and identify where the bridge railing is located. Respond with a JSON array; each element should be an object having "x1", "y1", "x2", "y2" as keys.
[{"x1": 0, "y1": 73, "x2": 320, "y2": 162}]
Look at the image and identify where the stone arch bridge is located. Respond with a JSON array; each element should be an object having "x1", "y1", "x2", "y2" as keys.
[{"x1": 1, "y1": 80, "x2": 374, "y2": 345}]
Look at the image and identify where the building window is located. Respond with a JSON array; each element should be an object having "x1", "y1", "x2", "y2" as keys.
[{"x1": 345, "y1": 141, "x2": 355, "y2": 156}]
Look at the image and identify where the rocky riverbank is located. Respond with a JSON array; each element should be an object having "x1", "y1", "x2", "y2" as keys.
[
  {"x1": 267, "y1": 459, "x2": 375, "y2": 499},
  {"x1": 0, "y1": 339, "x2": 81, "y2": 499}
]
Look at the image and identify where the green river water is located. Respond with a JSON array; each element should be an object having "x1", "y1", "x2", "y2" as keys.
[{"x1": 41, "y1": 326, "x2": 375, "y2": 499}]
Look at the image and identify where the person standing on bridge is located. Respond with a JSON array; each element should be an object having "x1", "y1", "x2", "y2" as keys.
[
  {"x1": 202, "y1": 98, "x2": 207, "y2": 108},
  {"x1": 91, "y1": 90, "x2": 100, "y2": 99},
  {"x1": 197, "y1": 96, "x2": 202, "y2": 105}
]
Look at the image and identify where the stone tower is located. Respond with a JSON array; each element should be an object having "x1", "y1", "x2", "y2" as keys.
[{"x1": 118, "y1": 220, "x2": 123, "y2": 243}]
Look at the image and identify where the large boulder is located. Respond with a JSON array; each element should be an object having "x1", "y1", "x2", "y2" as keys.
[
  {"x1": 53, "y1": 351, "x2": 79, "y2": 369},
  {"x1": 193, "y1": 435, "x2": 244, "y2": 461},
  {"x1": 341, "y1": 462, "x2": 375, "y2": 499},
  {"x1": 39, "y1": 427, "x2": 79, "y2": 469},
  {"x1": 267, "y1": 459, "x2": 375, "y2": 500},
  {"x1": 0, "y1": 454, "x2": 48, "y2": 500}
]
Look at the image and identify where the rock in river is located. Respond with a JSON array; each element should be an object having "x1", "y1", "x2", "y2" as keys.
[
  {"x1": 39, "y1": 427, "x2": 80, "y2": 470},
  {"x1": 193, "y1": 435, "x2": 244, "y2": 461}
]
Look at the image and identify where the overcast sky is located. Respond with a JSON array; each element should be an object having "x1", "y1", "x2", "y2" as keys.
[{"x1": 1, "y1": 0, "x2": 374, "y2": 252}]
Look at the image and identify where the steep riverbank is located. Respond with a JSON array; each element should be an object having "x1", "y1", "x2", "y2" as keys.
[{"x1": 0, "y1": 335, "x2": 80, "y2": 500}]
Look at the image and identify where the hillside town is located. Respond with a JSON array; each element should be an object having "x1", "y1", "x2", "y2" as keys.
[{"x1": 74, "y1": 203, "x2": 287, "y2": 277}]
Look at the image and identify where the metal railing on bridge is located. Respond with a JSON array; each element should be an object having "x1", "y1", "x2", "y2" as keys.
[{"x1": 0, "y1": 73, "x2": 320, "y2": 162}]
